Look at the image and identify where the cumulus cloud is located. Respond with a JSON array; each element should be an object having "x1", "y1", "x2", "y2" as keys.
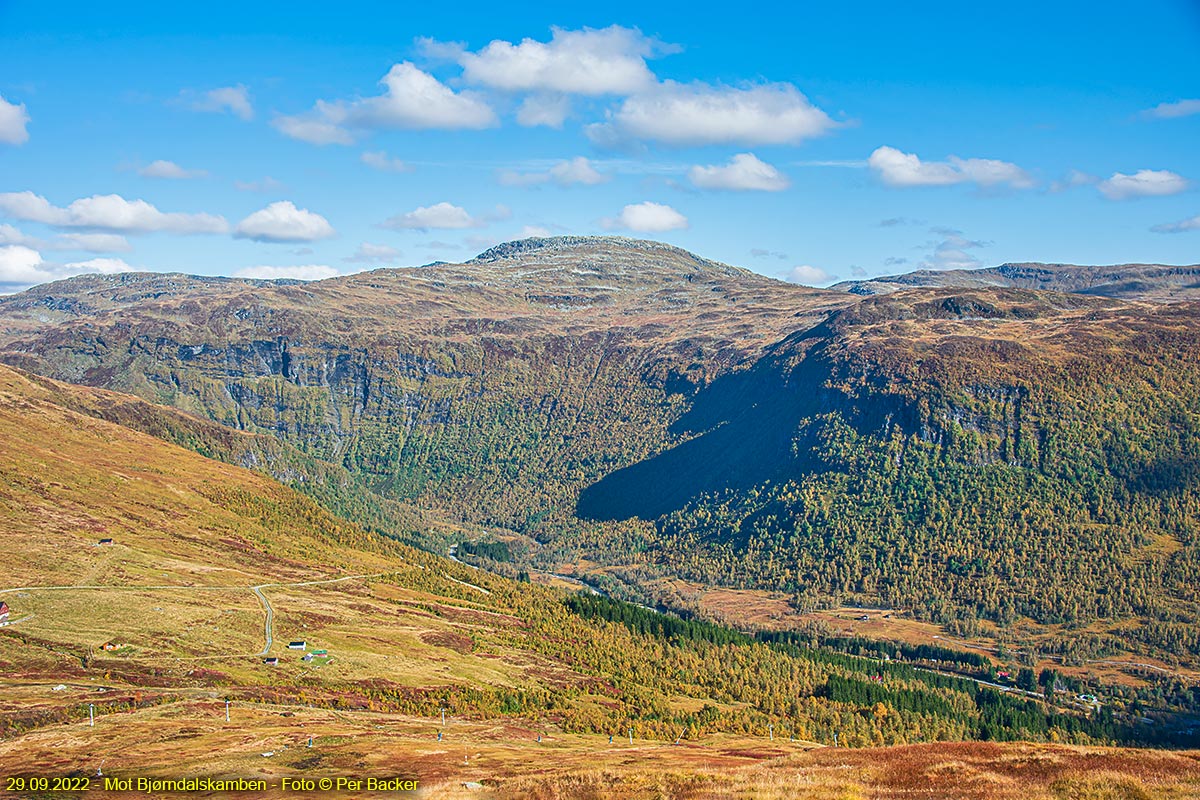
[
  {"x1": 344, "y1": 242, "x2": 403, "y2": 263},
  {"x1": 517, "y1": 225, "x2": 553, "y2": 238},
  {"x1": 0, "y1": 245, "x2": 136, "y2": 293},
  {"x1": 1142, "y1": 99, "x2": 1200, "y2": 120},
  {"x1": 1151, "y1": 214, "x2": 1200, "y2": 234},
  {"x1": 0, "y1": 191, "x2": 228, "y2": 234},
  {"x1": 275, "y1": 63, "x2": 496, "y2": 145},
  {"x1": 590, "y1": 80, "x2": 836, "y2": 147},
  {"x1": 138, "y1": 160, "x2": 207, "y2": 179},
  {"x1": 0, "y1": 245, "x2": 50, "y2": 286},
  {"x1": 0, "y1": 224, "x2": 36, "y2": 246},
  {"x1": 786, "y1": 264, "x2": 833, "y2": 285},
  {"x1": 450, "y1": 26, "x2": 666, "y2": 95},
  {"x1": 234, "y1": 201, "x2": 335, "y2": 242},
  {"x1": 361, "y1": 151, "x2": 411, "y2": 172},
  {"x1": 0, "y1": 94, "x2": 30, "y2": 145},
  {"x1": 189, "y1": 85, "x2": 253, "y2": 120},
  {"x1": 516, "y1": 95, "x2": 571, "y2": 128},
  {"x1": 1097, "y1": 169, "x2": 1188, "y2": 200},
  {"x1": 601, "y1": 201, "x2": 688, "y2": 232},
  {"x1": 868, "y1": 146, "x2": 1034, "y2": 189},
  {"x1": 498, "y1": 157, "x2": 609, "y2": 187},
  {"x1": 234, "y1": 264, "x2": 339, "y2": 281},
  {"x1": 381, "y1": 202, "x2": 481, "y2": 231},
  {"x1": 688, "y1": 153, "x2": 789, "y2": 191}
]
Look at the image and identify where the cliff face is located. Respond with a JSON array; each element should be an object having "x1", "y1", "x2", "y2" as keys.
[{"x1": 2, "y1": 237, "x2": 1200, "y2": 653}]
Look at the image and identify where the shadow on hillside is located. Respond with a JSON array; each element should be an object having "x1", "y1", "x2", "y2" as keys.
[{"x1": 576, "y1": 329, "x2": 836, "y2": 522}]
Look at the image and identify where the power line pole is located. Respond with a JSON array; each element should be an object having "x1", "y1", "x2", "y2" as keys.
[
  {"x1": 89, "y1": 704, "x2": 94, "y2": 727},
  {"x1": 225, "y1": 700, "x2": 230, "y2": 723}
]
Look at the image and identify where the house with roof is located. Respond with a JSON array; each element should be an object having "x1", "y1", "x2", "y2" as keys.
[
  {"x1": 0, "y1": 601, "x2": 9, "y2": 623},
  {"x1": 288, "y1": 641, "x2": 307, "y2": 650}
]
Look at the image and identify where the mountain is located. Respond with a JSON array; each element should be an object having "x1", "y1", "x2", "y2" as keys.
[
  {"x1": 833, "y1": 261, "x2": 1200, "y2": 301},
  {"x1": 2, "y1": 237, "x2": 1199, "y2": 670},
  {"x1": 12, "y1": 360, "x2": 1196, "y2": 789}
]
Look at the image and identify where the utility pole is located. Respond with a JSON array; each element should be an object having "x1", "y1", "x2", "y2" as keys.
[
  {"x1": 628, "y1": 728, "x2": 633, "y2": 746},
  {"x1": 440, "y1": 707, "x2": 446, "y2": 727},
  {"x1": 769, "y1": 723, "x2": 774, "y2": 741},
  {"x1": 89, "y1": 704, "x2": 94, "y2": 727},
  {"x1": 225, "y1": 700, "x2": 230, "y2": 723}
]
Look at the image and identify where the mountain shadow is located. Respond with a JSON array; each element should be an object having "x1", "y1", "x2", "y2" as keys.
[{"x1": 577, "y1": 327, "x2": 912, "y2": 522}]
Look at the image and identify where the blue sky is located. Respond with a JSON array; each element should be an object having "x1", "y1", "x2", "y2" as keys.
[{"x1": 1, "y1": 0, "x2": 1198, "y2": 292}]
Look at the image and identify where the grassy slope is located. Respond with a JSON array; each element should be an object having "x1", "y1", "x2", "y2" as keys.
[{"x1": 1, "y1": 364, "x2": 1198, "y2": 795}]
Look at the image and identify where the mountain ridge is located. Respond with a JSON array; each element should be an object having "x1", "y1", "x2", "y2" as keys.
[{"x1": 834, "y1": 260, "x2": 1200, "y2": 301}]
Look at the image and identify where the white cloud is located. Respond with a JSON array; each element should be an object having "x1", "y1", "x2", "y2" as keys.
[
  {"x1": 138, "y1": 160, "x2": 207, "y2": 179},
  {"x1": 453, "y1": 26, "x2": 665, "y2": 95},
  {"x1": 868, "y1": 146, "x2": 1033, "y2": 189},
  {"x1": 234, "y1": 176, "x2": 286, "y2": 193},
  {"x1": 517, "y1": 225, "x2": 553, "y2": 238},
  {"x1": 1151, "y1": 214, "x2": 1200, "y2": 234},
  {"x1": 0, "y1": 245, "x2": 136, "y2": 293},
  {"x1": 361, "y1": 151, "x2": 411, "y2": 172},
  {"x1": 592, "y1": 80, "x2": 836, "y2": 147},
  {"x1": 688, "y1": 153, "x2": 790, "y2": 191},
  {"x1": 234, "y1": 201, "x2": 336, "y2": 242},
  {"x1": 344, "y1": 242, "x2": 403, "y2": 263},
  {"x1": 234, "y1": 264, "x2": 339, "y2": 281},
  {"x1": 190, "y1": 85, "x2": 253, "y2": 120},
  {"x1": 0, "y1": 245, "x2": 49, "y2": 285},
  {"x1": 786, "y1": 265, "x2": 833, "y2": 285},
  {"x1": 498, "y1": 157, "x2": 609, "y2": 187},
  {"x1": 1142, "y1": 99, "x2": 1200, "y2": 120},
  {"x1": 0, "y1": 191, "x2": 228, "y2": 234},
  {"x1": 601, "y1": 201, "x2": 688, "y2": 232},
  {"x1": 275, "y1": 63, "x2": 496, "y2": 144},
  {"x1": 919, "y1": 232, "x2": 987, "y2": 270},
  {"x1": 271, "y1": 114, "x2": 355, "y2": 146},
  {"x1": 381, "y1": 202, "x2": 481, "y2": 231},
  {"x1": 0, "y1": 225, "x2": 130, "y2": 253},
  {"x1": 0, "y1": 94, "x2": 30, "y2": 145},
  {"x1": 0, "y1": 223, "x2": 35, "y2": 246},
  {"x1": 516, "y1": 95, "x2": 571, "y2": 128},
  {"x1": 1097, "y1": 169, "x2": 1188, "y2": 200},
  {"x1": 56, "y1": 233, "x2": 132, "y2": 252}
]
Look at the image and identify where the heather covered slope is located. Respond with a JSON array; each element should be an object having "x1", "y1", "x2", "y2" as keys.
[{"x1": 2, "y1": 238, "x2": 1200, "y2": 667}]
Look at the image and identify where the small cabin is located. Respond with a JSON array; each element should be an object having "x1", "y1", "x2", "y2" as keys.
[
  {"x1": 0, "y1": 601, "x2": 9, "y2": 622},
  {"x1": 100, "y1": 642, "x2": 119, "y2": 651},
  {"x1": 98, "y1": 538, "x2": 114, "y2": 545},
  {"x1": 287, "y1": 641, "x2": 307, "y2": 650},
  {"x1": 263, "y1": 657, "x2": 279, "y2": 665}
]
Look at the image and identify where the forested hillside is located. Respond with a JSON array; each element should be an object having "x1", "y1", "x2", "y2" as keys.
[
  {"x1": 1, "y1": 237, "x2": 1198, "y2": 665},
  {"x1": 10, "y1": 360, "x2": 1192, "y2": 752}
]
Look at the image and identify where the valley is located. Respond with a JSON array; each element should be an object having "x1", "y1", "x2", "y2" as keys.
[{"x1": 1, "y1": 238, "x2": 1199, "y2": 796}]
